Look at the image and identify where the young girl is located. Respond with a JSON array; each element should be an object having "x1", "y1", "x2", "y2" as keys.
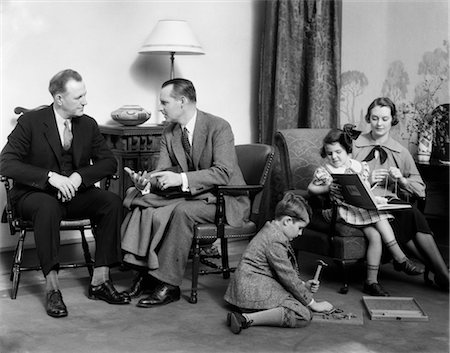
[
  {"x1": 307, "y1": 128, "x2": 423, "y2": 297},
  {"x1": 224, "y1": 192, "x2": 333, "y2": 334}
]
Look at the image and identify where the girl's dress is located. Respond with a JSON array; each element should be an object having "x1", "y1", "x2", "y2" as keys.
[{"x1": 310, "y1": 158, "x2": 393, "y2": 226}]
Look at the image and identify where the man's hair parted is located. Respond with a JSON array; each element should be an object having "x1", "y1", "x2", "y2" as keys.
[
  {"x1": 49, "y1": 69, "x2": 83, "y2": 97},
  {"x1": 162, "y1": 78, "x2": 197, "y2": 102}
]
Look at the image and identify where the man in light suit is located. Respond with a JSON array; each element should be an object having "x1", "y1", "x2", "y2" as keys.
[
  {"x1": 122, "y1": 78, "x2": 250, "y2": 307},
  {"x1": 0, "y1": 69, "x2": 130, "y2": 318}
]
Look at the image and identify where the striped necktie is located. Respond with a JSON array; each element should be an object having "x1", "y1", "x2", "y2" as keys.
[
  {"x1": 181, "y1": 127, "x2": 194, "y2": 170},
  {"x1": 63, "y1": 120, "x2": 73, "y2": 151}
]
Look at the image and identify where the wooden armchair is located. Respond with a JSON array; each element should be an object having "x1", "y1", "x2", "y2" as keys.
[
  {"x1": 189, "y1": 144, "x2": 275, "y2": 303},
  {"x1": 274, "y1": 129, "x2": 367, "y2": 294}
]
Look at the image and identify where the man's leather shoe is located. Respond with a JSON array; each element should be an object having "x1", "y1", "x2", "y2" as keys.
[
  {"x1": 393, "y1": 259, "x2": 424, "y2": 276},
  {"x1": 46, "y1": 290, "x2": 68, "y2": 318},
  {"x1": 125, "y1": 273, "x2": 156, "y2": 298},
  {"x1": 363, "y1": 282, "x2": 390, "y2": 296},
  {"x1": 88, "y1": 280, "x2": 131, "y2": 304},
  {"x1": 137, "y1": 283, "x2": 180, "y2": 307}
]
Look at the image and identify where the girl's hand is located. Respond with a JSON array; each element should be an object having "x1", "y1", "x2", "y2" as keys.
[
  {"x1": 305, "y1": 279, "x2": 320, "y2": 293},
  {"x1": 329, "y1": 182, "x2": 344, "y2": 201}
]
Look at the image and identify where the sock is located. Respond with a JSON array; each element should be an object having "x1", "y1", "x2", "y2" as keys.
[
  {"x1": 386, "y1": 240, "x2": 407, "y2": 263},
  {"x1": 91, "y1": 266, "x2": 109, "y2": 286},
  {"x1": 366, "y1": 264, "x2": 379, "y2": 284},
  {"x1": 45, "y1": 270, "x2": 60, "y2": 292},
  {"x1": 244, "y1": 307, "x2": 284, "y2": 327}
]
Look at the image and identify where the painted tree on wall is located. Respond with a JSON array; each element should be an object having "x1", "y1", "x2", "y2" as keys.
[
  {"x1": 381, "y1": 60, "x2": 410, "y2": 103},
  {"x1": 340, "y1": 70, "x2": 368, "y2": 127}
]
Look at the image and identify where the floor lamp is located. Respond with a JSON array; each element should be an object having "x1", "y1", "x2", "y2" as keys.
[{"x1": 139, "y1": 20, "x2": 205, "y2": 79}]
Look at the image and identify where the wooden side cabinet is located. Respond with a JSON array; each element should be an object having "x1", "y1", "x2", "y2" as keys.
[{"x1": 100, "y1": 124, "x2": 165, "y2": 200}]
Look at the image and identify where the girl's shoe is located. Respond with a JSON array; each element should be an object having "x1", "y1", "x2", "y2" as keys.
[
  {"x1": 393, "y1": 259, "x2": 424, "y2": 276},
  {"x1": 363, "y1": 282, "x2": 390, "y2": 296}
]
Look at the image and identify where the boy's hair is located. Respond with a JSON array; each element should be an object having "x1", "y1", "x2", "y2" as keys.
[{"x1": 275, "y1": 192, "x2": 311, "y2": 224}]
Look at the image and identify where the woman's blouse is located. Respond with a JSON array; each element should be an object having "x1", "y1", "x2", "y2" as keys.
[{"x1": 352, "y1": 133, "x2": 425, "y2": 199}]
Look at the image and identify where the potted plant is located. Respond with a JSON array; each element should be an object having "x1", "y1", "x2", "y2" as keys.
[
  {"x1": 399, "y1": 77, "x2": 445, "y2": 162},
  {"x1": 431, "y1": 103, "x2": 449, "y2": 161}
]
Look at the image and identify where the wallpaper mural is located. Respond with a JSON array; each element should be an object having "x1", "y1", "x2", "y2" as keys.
[{"x1": 340, "y1": 40, "x2": 449, "y2": 160}]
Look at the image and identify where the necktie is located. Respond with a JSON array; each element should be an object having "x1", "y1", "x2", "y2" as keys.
[
  {"x1": 363, "y1": 145, "x2": 388, "y2": 165},
  {"x1": 181, "y1": 127, "x2": 191, "y2": 155},
  {"x1": 63, "y1": 120, "x2": 73, "y2": 151},
  {"x1": 181, "y1": 127, "x2": 194, "y2": 170}
]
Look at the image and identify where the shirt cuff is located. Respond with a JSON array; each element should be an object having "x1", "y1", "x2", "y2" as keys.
[{"x1": 181, "y1": 173, "x2": 189, "y2": 192}]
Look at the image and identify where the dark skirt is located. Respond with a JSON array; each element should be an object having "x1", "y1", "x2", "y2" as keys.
[{"x1": 390, "y1": 204, "x2": 433, "y2": 244}]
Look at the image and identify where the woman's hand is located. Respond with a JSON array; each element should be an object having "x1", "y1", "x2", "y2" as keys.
[
  {"x1": 305, "y1": 279, "x2": 320, "y2": 293},
  {"x1": 370, "y1": 168, "x2": 389, "y2": 185}
]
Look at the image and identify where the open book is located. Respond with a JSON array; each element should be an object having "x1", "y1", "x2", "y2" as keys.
[{"x1": 332, "y1": 174, "x2": 412, "y2": 211}]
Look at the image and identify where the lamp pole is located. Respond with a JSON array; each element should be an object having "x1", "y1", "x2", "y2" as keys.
[{"x1": 170, "y1": 52, "x2": 175, "y2": 79}]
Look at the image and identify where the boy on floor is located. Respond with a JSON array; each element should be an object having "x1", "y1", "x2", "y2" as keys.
[{"x1": 224, "y1": 192, "x2": 333, "y2": 334}]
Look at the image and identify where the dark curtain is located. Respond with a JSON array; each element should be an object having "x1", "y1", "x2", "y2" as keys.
[
  {"x1": 257, "y1": 0, "x2": 342, "y2": 215},
  {"x1": 258, "y1": 0, "x2": 342, "y2": 143}
]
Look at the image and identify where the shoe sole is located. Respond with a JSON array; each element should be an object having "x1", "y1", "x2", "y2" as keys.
[
  {"x1": 136, "y1": 295, "x2": 180, "y2": 308},
  {"x1": 47, "y1": 310, "x2": 68, "y2": 318},
  {"x1": 229, "y1": 313, "x2": 242, "y2": 334},
  {"x1": 87, "y1": 294, "x2": 131, "y2": 305}
]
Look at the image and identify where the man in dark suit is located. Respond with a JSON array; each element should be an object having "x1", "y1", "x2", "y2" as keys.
[
  {"x1": 121, "y1": 78, "x2": 250, "y2": 307},
  {"x1": 0, "y1": 69, "x2": 130, "y2": 318}
]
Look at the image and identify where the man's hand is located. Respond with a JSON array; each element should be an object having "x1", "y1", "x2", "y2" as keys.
[
  {"x1": 48, "y1": 172, "x2": 78, "y2": 201},
  {"x1": 309, "y1": 300, "x2": 334, "y2": 313},
  {"x1": 124, "y1": 167, "x2": 151, "y2": 191},
  {"x1": 305, "y1": 279, "x2": 320, "y2": 293},
  {"x1": 150, "y1": 171, "x2": 182, "y2": 190}
]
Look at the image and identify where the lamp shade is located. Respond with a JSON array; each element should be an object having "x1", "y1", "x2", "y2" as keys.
[{"x1": 139, "y1": 20, "x2": 205, "y2": 55}]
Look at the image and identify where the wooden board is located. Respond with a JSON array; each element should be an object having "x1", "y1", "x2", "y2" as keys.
[{"x1": 362, "y1": 296, "x2": 428, "y2": 321}]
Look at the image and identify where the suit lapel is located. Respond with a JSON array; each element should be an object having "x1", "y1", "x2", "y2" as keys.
[
  {"x1": 173, "y1": 124, "x2": 189, "y2": 171},
  {"x1": 43, "y1": 107, "x2": 62, "y2": 169},
  {"x1": 71, "y1": 118, "x2": 83, "y2": 166},
  {"x1": 192, "y1": 111, "x2": 206, "y2": 168}
]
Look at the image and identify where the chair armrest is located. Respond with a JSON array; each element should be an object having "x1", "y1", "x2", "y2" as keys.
[{"x1": 216, "y1": 184, "x2": 263, "y2": 197}]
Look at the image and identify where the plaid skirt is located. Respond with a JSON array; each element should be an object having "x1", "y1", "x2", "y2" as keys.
[{"x1": 323, "y1": 201, "x2": 393, "y2": 226}]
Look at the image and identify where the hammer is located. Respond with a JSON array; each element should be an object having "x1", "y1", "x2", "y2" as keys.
[{"x1": 313, "y1": 260, "x2": 328, "y2": 281}]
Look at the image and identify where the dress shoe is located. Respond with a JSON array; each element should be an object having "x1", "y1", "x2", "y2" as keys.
[
  {"x1": 125, "y1": 273, "x2": 156, "y2": 298},
  {"x1": 137, "y1": 283, "x2": 180, "y2": 307},
  {"x1": 46, "y1": 290, "x2": 68, "y2": 318},
  {"x1": 363, "y1": 282, "x2": 390, "y2": 296},
  {"x1": 434, "y1": 273, "x2": 450, "y2": 292},
  {"x1": 226, "y1": 312, "x2": 252, "y2": 334},
  {"x1": 88, "y1": 280, "x2": 131, "y2": 304},
  {"x1": 393, "y1": 259, "x2": 424, "y2": 276}
]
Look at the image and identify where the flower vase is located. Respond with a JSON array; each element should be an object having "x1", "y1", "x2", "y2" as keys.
[{"x1": 417, "y1": 127, "x2": 433, "y2": 163}]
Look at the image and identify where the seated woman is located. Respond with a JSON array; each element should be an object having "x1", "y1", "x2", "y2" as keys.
[{"x1": 352, "y1": 97, "x2": 449, "y2": 292}]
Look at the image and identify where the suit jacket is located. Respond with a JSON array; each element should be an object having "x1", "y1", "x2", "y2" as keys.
[
  {"x1": 0, "y1": 105, "x2": 117, "y2": 203},
  {"x1": 224, "y1": 221, "x2": 313, "y2": 309},
  {"x1": 154, "y1": 110, "x2": 250, "y2": 227}
]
